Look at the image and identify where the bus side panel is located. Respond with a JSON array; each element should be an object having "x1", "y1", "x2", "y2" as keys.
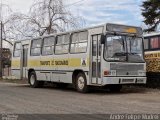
[
  {"x1": 52, "y1": 54, "x2": 70, "y2": 83},
  {"x1": 68, "y1": 31, "x2": 90, "y2": 85},
  {"x1": 68, "y1": 53, "x2": 90, "y2": 83},
  {"x1": 28, "y1": 56, "x2": 42, "y2": 80},
  {"x1": 11, "y1": 42, "x2": 21, "y2": 79},
  {"x1": 11, "y1": 57, "x2": 21, "y2": 79},
  {"x1": 39, "y1": 55, "x2": 53, "y2": 82}
]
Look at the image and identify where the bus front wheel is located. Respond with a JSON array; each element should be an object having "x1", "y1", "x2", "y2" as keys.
[
  {"x1": 75, "y1": 72, "x2": 88, "y2": 93},
  {"x1": 29, "y1": 71, "x2": 44, "y2": 88}
]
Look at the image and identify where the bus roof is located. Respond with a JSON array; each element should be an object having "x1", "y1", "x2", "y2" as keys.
[
  {"x1": 144, "y1": 32, "x2": 160, "y2": 37},
  {"x1": 14, "y1": 23, "x2": 142, "y2": 42}
]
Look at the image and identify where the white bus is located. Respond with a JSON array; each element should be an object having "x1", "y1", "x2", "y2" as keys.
[{"x1": 11, "y1": 23, "x2": 146, "y2": 92}]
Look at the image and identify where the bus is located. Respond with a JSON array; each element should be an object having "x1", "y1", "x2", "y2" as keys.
[
  {"x1": 11, "y1": 23, "x2": 146, "y2": 93},
  {"x1": 144, "y1": 32, "x2": 160, "y2": 87}
]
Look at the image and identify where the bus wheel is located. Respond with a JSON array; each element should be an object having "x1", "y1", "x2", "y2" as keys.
[
  {"x1": 109, "y1": 85, "x2": 122, "y2": 92},
  {"x1": 29, "y1": 71, "x2": 44, "y2": 88},
  {"x1": 76, "y1": 73, "x2": 88, "y2": 93}
]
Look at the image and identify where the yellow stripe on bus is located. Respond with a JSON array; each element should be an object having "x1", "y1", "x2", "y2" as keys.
[
  {"x1": 11, "y1": 59, "x2": 20, "y2": 67},
  {"x1": 145, "y1": 52, "x2": 160, "y2": 59},
  {"x1": 69, "y1": 58, "x2": 81, "y2": 67},
  {"x1": 12, "y1": 58, "x2": 90, "y2": 68},
  {"x1": 28, "y1": 60, "x2": 41, "y2": 67}
]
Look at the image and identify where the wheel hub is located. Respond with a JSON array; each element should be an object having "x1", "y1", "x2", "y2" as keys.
[
  {"x1": 30, "y1": 75, "x2": 35, "y2": 85},
  {"x1": 78, "y1": 76, "x2": 85, "y2": 90}
]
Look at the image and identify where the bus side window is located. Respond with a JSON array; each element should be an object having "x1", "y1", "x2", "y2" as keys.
[
  {"x1": 42, "y1": 36, "x2": 55, "y2": 55},
  {"x1": 13, "y1": 42, "x2": 21, "y2": 57},
  {"x1": 70, "y1": 31, "x2": 88, "y2": 53},
  {"x1": 30, "y1": 39, "x2": 42, "y2": 56},
  {"x1": 150, "y1": 37, "x2": 160, "y2": 49},
  {"x1": 143, "y1": 38, "x2": 149, "y2": 50},
  {"x1": 55, "y1": 34, "x2": 70, "y2": 54}
]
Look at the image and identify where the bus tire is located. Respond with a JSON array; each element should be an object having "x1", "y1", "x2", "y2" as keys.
[
  {"x1": 29, "y1": 71, "x2": 44, "y2": 88},
  {"x1": 75, "y1": 72, "x2": 88, "y2": 93},
  {"x1": 109, "y1": 85, "x2": 122, "y2": 92}
]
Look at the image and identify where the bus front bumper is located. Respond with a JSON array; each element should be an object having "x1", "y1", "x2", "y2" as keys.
[{"x1": 102, "y1": 77, "x2": 146, "y2": 85}]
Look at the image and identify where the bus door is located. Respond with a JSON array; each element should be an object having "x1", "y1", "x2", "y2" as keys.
[
  {"x1": 91, "y1": 35, "x2": 102, "y2": 84},
  {"x1": 20, "y1": 45, "x2": 28, "y2": 79}
]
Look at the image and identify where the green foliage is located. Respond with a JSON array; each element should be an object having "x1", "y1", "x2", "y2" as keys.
[{"x1": 142, "y1": 0, "x2": 160, "y2": 32}]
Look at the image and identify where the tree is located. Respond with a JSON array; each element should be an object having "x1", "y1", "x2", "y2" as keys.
[
  {"x1": 1, "y1": 0, "x2": 85, "y2": 42},
  {"x1": 24, "y1": 0, "x2": 85, "y2": 37},
  {"x1": 0, "y1": 3, "x2": 14, "y2": 46},
  {"x1": 142, "y1": 0, "x2": 160, "y2": 32},
  {"x1": 5, "y1": 13, "x2": 35, "y2": 40}
]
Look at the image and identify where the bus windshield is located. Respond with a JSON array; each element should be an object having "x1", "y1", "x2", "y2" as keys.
[{"x1": 104, "y1": 35, "x2": 144, "y2": 62}]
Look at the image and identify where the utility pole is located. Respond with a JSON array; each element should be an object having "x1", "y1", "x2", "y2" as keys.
[
  {"x1": 0, "y1": 21, "x2": 2, "y2": 77},
  {"x1": 0, "y1": 21, "x2": 2, "y2": 78},
  {"x1": 0, "y1": 0, "x2": 2, "y2": 78}
]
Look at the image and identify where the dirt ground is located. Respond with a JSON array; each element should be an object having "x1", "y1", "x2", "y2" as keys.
[{"x1": 0, "y1": 80, "x2": 160, "y2": 115}]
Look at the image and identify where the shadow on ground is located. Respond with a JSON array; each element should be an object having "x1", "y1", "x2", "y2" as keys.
[{"x1": 13, "y1": 82, "x2": 150, "y2": 95}]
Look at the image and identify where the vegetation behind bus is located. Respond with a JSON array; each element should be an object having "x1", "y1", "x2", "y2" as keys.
[{"x1": 0, "y1": 48, "x2": 11, "y2": 68}]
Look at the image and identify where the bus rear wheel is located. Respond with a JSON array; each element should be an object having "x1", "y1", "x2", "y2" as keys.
[
  {"x1": 75, "y1": 72, "x2": 88, "y2": 93},
  {"x1": 29, "y1": 71, "x2": 44, "y2": 88}
]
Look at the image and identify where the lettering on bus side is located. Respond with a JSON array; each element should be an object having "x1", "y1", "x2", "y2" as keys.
[
  {"x1": 40, "y1": 61, "x2": 51, "y2": 65},
  {"x1": 40, "y1": 60, "x2": 68, "y2": 66},
  {"x1": 55, "y1": 60, "x2": 68, "y2": 65},
  {"x1": 145, "y1": 53, "x2": 160, "y2": 59},
  {"x1": 51, "y1": 60, "x2": 54, "y2": 65}
]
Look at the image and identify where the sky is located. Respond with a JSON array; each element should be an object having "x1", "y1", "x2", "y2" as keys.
[{"x1": 2, "y1": 0, "x2": 145, "y2": 28}]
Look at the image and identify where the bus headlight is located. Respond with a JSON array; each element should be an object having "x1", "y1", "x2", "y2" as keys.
[{"x1": 138, "y1": 70, "x2": 146, "y2": 76}]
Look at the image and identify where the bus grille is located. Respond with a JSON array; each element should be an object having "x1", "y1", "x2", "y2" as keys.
[{"x1": 110, "y1": 63, "x2": 144, "y2": 76}]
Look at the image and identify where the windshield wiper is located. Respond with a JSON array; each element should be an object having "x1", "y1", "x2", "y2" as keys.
[
  {"x1": 114, "y1": 52, "x2": 127, "y2": 56},
  {"x1": 115, "y1": 52, "x2": 138, "y2": 56},
  {"x1": 128, "y1": 52, "x2": 139, "y2": 55}
]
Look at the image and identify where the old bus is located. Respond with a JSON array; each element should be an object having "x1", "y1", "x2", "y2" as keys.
[
  {"x1": 144, "y1": 32, "x2": 160, "y2": 87},
  {"x1": 11, "y1": 23, "x2": 146, "y2": 92}
]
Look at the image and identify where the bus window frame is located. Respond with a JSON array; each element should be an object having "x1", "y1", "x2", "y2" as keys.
[
  {"x1": 41, "y1": 36, "x2": 55, "y2": 56},
  {"x1": 54, "y1": 34, "x2": 70, "y2": 55},
  {"x1": 30, "y1": 38, "x2": 42, "y2": 56},
  {"x1": 144, "y1": 35, "x2": 160, "y2": 51},
  {"x1": 143, "y1": 38, "x2": 149, "y2": 51},
  {"x1": 70, "y1": 31, "x2": 88, "y2": 54},
  {"x1": 13, "y1": 42, "x2": 21, "y2": 57}
]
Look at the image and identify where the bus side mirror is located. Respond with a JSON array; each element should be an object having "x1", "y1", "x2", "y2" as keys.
[{"x1": 101, "y1": 34, "x2": 105, "y2": 44}]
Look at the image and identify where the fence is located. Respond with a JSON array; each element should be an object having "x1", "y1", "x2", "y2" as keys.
[{"x1": 3, "y1": 66, "x2": 11, "y2": 77}]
